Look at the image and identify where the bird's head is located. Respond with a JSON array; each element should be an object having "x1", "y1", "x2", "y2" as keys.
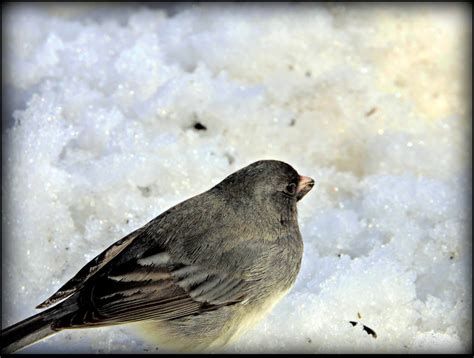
[{"x1": 214, "y1": 160, "x2": 314, "y2": 223}]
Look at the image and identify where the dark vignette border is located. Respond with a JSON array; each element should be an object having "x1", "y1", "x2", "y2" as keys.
[{"x1": 1, "y1": 1, "x2": 472, "y2": 355}]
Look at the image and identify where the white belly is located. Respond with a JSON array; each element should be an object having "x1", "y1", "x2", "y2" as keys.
[{"x1": 131, "y1": 287, "x2": 291, "y2": 352}]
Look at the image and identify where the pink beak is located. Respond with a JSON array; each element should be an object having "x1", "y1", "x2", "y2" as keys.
[{"x1": 296, "y1": 175, "x2": 315, "y2": 201}]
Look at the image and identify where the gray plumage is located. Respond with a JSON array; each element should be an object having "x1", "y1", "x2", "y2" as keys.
[{"x1": 1, "y1": 160, "x2": 314, "y2": 353}]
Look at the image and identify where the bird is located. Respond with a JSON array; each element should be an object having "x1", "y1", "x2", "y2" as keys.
[{"x1": 1, "y1": 159, "x2": 315, "y2": 354}]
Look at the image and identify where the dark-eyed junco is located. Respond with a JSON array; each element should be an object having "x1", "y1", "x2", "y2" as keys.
[{"x1": 1, "y1": 160, "x2": 314, "y2": 353}]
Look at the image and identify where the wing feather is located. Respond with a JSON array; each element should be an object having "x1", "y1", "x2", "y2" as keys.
[
  {"x1": 36, "y1": 228, "x2": 143, "y2": 309},
  {"x1": 55, "y1": 249, "x2": 251, "y2": 328}
]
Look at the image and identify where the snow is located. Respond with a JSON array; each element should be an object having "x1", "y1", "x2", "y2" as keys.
[{"x1": 2, "y1": 2, "x2": 471, "y2": 354}]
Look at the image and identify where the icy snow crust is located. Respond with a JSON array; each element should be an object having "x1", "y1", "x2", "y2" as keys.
[{"x1": 2, "y1": 3, "x2": 471, "y2": 354}]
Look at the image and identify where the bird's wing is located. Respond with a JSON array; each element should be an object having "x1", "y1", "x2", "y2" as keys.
[
  {"x1": 36, "y1": 227, "x2": 144, "y2": 309},
  {"x1": 37, "y1": 194, "x2": 267, "y2": 326},
  {"x1": 54, "y1": 250, "x2": 253, "y2": 328},
  {"x1": 37, "y1": 192, "x2": 217, "y2": 310}
]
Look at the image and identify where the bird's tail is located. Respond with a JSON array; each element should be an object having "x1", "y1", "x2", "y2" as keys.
[{"x1": 1, "y1": 300, "x2": 76, "y2": 354}]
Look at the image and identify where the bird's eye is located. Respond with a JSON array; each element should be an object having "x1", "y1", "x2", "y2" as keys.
[{"x1": 285, "y1": 183, "x2": 297, "y2": 195}]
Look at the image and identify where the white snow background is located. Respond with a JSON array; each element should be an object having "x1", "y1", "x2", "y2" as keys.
[{"x1": 2, "y1": 3, "x2": 472, "y2": 354}]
